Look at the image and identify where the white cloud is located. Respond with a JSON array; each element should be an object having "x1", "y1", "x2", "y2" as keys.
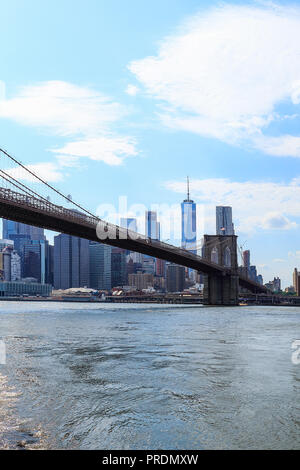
[
  {"x1": 51, "y1": 136, "x2": 138, "y2": 166},
  {"x1": 254, "y1": 135, "x2": 300, "y2": 157},
  {"x1": 165, "y1": 177, "x2": 300, "y2": 234},
  {"x1": 125, "y1": 84, "x2": 140, "y2": 96},
  {"x1": 261, "y1": 212, "x2": 297, "y2": 230},
  {"x1": 0, "y1": 81, "x2": 124, "y2": 136},
  {"x1": 0, "y1": 81, "x2": 138, "y2": 166},
  {"x1": 129, "y1": 3, "x2": 300, "y2": 156},
  {"x1": 5, "y1": 162, "x2": 64, "y2": 183},
  {"x1": 54, "y1": 154, "x2": 81, "y2": 168}
]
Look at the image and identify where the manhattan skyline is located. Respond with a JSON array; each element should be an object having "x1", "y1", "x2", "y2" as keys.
[{"x1": 0, "y1": 1, "x2": 299, "y2": 287}]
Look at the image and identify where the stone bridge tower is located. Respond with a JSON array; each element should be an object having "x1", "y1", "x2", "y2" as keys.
[{"x1": 202, "y1": 235, "x2": 239, "y2": 305}]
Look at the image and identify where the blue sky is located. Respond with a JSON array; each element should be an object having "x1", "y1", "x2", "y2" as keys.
[{"x1": 0, "y1": 0, "x2": 299, "y2": 287}]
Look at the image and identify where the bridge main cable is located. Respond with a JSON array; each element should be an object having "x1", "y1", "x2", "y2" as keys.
[
  {"x1": 0, "y1": 147, "x2": 99, "y2": 220},
  {"x1": 0, "y1": 168, "x2": 57, "y2": 205}
]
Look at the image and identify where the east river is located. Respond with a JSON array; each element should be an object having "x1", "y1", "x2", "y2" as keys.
[{"x1": 0, "y1": 302, "x2": 299, "y2": 449}]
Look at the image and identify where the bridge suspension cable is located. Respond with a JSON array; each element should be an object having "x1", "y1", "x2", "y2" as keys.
[
  {"x1": 0, "y1": 147, "x2": 100, "y2": 220},
  {"x1": 0, "y1": 168, "x2": 55, "y2": 205}
]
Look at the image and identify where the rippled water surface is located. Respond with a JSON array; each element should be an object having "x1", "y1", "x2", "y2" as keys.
[{"x1": 0, "y1": 301, "x2": 299, "y2": 449}]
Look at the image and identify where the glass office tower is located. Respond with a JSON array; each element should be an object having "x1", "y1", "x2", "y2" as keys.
[
  {"x1": 181, "y1": 177, "x2": 197, "y2": 253},
  {"x1": 89, "y1": 241, "x2": 111, "y2": 290},
  {"x1": 2, "y1": 219, "x2": 44, "y2": 241},
  {"x1": 145, "y1": 211, "x2": 160, "y2": 240},
  {"x1": 216, "y1": 206, "x2": 235, "y2": 235}
]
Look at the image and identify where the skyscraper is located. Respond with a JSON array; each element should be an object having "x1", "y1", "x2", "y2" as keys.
[
  {"x1": 2, "y1": 220, "x2": 19, "y2": 239},
  {"x1": 242, "y1": 249, "x2": 251, "y2": 277},
  {"x1": 8, "y1": 233, "x2": 31, "y2": 277},
  {"x1": 45, "y1": 244, "x2": 54, "y2": 286},
  {"x1": 0, "y1": 240, "x2": 21, "y2": 282},
  {"x1": 166, "y1": 264, "x2": 185, "y2": 292},
  {"x1": 142, "y1": 256, "x2": 155, "y2": 274},
  {"x1": 145, "y1": 211, "x2": 160, "y2": 240},
  {"x1": 2, "y1": 219, "x2": 44, "y2": 241},
  {"x1": 111, "y1": 247, "x2": 126, "y2": 288},
  {"x1": 181, "y1": 177, "x2": 196, "y2": 252},
  {"x1": 89, "y1": 242, "x2": 111, "y2": 290},
  {"x1": 273, "y1": 277, "x2": 281, "y2": 292},
  {"x1": 128, "y1": 251, "x2": 143, "y2": 264},
  {"x1": 216, "y1": 206, "x2": 235, "y2": 236},
  {"x1": 23, "y1": 239, "x2": 49, "y2": 283},
  {"x1": 2, "y1": 219, "x2": 45, "y2": 279},
  {"x1": 157, "y1": 221, "x2": 161, "y2": 241},
  {"x1": 128, "y1": 273, "x2": 154, "y2": 291},
  {"x1": 24, "y1": 240, "x2": 42, "y2": 282},
  {"x1": 53, "y1": 234, "x2": 89, "y2": 289},
  {"x1": 11, "y1": 251, "x2": 21, "y2": 281},
  {"x1": 0, "y1": 244, "x2": 13, "y2": 281},
  {"x1": 28, "y1": 225, "x2": 45, "y2": 241},
  {"x1": 293, "y1": 268, "x2": 300, "y2": 296},
  {"x1": 249, "y1": 265, "x2": 257, "y2": 282},
  {"x1": 9, "y1": 233, "x2": 31, "y2": 255},
  {"x1": 120, "y1": 217, "x2": 138, "y2": 259},
  {"x1": 144, "y1": 211, "x2": 160, "y2": 276},
  {"x1": 120, "y1": 217, "x2": 137, "y2": 233},
  {"x1": 155, "y1": 258, "x2": 165, "y2": 277},
  {"x1": 242, "y1": 250, "x2": 251, "y2": 270}
]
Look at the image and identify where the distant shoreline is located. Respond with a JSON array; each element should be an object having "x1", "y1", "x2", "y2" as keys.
[{"x1": 0, "y1": 297, "x2": 298, "y2": 307}]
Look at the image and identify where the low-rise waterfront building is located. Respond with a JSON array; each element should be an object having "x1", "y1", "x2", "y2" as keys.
[
  {"x1": 0, "y1": 279, "x2": 52, "y2": 297},
  {"x1": 285, "y1": 286, "x2": 295, "y2": 294}
]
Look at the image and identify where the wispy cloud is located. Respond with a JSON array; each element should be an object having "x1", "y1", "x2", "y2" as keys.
[
  {"x1": 125, "y1": 84, "x2": 140, "y2": 96},
  {"x1": 0, "y1": 80, "x2": 138, "y2": 169},
  {"x1": 5, "y1": 162, "x2": 64, "y2": 183},
  {"x1": 51, "y1": 136, "x2": 138, "y2": 167},
  {"x1": 165, "y1": 177, "x2": 300, "y2": 234},
  {"x1": 129, "y1": 3, "x2": 300, "y2": 157},
  {"x1": 0, "y1": 81, "x2": 125, "y2": 136},
  {"x1": 261, "y1": 212, "x2": 297, "y2": 230},
  {"x1": 288, "y1": 250, "x2": 300, "y2": 260},
  {"x1": 254, "y1": 135, "x2": 300, "y2": 157}
]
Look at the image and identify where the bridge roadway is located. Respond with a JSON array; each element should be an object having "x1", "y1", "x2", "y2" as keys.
[{"x1": 0, "y1": 187, "x2": 267, "y2": 294}]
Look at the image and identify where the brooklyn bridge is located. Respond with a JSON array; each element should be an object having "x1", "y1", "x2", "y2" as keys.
[{"x1": 0, "y1": 148, "x2": 268, "y2": 305}]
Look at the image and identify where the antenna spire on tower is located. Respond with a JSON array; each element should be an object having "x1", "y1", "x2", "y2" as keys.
[{"x1": 187, "y1": 176, "x2": 190, "y2": 201}]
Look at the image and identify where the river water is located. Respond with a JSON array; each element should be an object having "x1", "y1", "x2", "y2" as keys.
[{"x1": 0, "y1": 302, "x2": 299, "y2": 450}]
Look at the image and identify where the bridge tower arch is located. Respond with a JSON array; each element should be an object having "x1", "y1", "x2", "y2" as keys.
[{"x1": 202, "y1": 235, "x2": 239, "y2": 305}]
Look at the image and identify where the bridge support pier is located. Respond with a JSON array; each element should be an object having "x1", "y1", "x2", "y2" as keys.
[
  {"x1": 203, "y1": 273, "x2": 239, "y2": 305},
  {"x1": 202, "y1": 234, "x2": 239, "y2": 306}
]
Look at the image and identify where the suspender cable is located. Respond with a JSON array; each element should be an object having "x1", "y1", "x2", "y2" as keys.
[
  {"x1": 0, "y1": 168, "x2": 56, "y2": 205},
  {"x1": 0, "y1": 147, "x2": 99, "y2": 220}
]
